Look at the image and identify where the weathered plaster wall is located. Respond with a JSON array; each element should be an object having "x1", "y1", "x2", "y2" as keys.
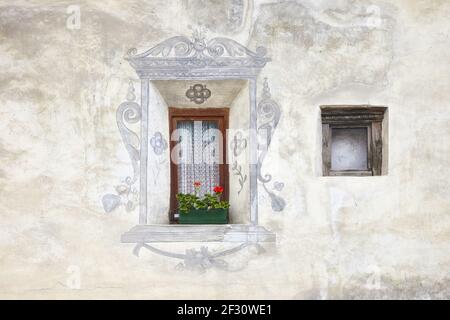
[{"x1": 1, "y1": 0, "x2": 450, "y2": 299}]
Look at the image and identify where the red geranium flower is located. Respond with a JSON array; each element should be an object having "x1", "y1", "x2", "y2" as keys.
[
  {"x1": 213, "y1": 185, "x2": 224, "y2": 194},
  {"x1": 193, "y1": 181, "x2": 201, "y2": 188}
]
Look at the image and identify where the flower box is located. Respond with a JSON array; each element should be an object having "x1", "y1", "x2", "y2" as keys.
[{"x1": 178, "y1": 208, "x2": 228, "y2": 224}]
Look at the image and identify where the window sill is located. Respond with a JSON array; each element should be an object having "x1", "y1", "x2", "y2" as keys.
[
  {"x1": 121, "y1": 224, "x2": 276, "y2": 243},
  {"x1": 326, "y1": 170, "x2": 373, "y2": 176}
]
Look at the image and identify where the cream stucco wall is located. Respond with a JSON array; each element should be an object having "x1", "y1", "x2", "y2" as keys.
[{"x1": 1, "y1": 0, "x2": 449, "y2": 299}]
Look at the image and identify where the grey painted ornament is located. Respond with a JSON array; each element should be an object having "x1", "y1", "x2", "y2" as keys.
[
  {"x1": 257, "y1": 78, "x2": 286, "y2": 212},
  {"x1": 150, "y1": 131, "x2": 168, "y2": 155},
  {"x1": 102, "y1": 194, "x2": 121, "y2": 213}
]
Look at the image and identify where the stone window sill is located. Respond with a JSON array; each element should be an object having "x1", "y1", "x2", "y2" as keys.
[{"x1": 121, "y1": 224, "x2": 276, "y2": 243}]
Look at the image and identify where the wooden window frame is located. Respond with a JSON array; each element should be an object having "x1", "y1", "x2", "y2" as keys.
[
  {"x1": 168, "y1": 107, "x2": 230, "y2": 223},
  {"x1": 321, "y1": 105, "x2": 386, "y2": 176}
]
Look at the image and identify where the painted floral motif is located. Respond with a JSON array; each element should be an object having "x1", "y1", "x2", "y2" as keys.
[
  {"x1": 273, "y1": 181, "x2": 285, "y2": 191},
  {"x1": 102, "y1": 177, "x2": 138, "y2": 213},
  {"x1": 230, "y1": 131, "x2": 248, "y2": 195},
  {"x1": 185, "y1": 84, "x2": 212, "y2": 104},
  {"x1": 231, "y1": 131, "x2": 247, "y2": 157},
  {"x1": 150, "y1": 131, "x2": 168, "y2": 155},
  {"x1": 149, "y1": 131, "x2": 168, "y2": 185},
  {"x1": 232, "y1": 161, "x2": 247, "y2": 195}
]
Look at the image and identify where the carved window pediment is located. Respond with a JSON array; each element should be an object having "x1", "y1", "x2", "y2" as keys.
[{"x1": 124, "y1": 35, "x2": 270, "y2": 79}]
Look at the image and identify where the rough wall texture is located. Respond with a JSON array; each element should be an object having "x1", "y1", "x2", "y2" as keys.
[{"x1": 0, "y1": 0, "x2": 449, "y2": 299}]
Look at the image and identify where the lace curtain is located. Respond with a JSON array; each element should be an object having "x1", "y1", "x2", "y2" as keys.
[{"x1": 176, "y1": 120, "x2": 220, "y2": 196}]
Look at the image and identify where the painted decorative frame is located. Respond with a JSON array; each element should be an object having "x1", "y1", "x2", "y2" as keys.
[
  {"x1": 125, "y1": 33, "x2": 270, "y2": 227},
  {"x1": 102, "y1": 32, "x2": 285, "y2": 258}
]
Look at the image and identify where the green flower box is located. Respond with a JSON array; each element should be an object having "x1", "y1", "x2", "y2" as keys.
[{"x1": 178, "y1": 208, "x2": 228, "y2": 224}]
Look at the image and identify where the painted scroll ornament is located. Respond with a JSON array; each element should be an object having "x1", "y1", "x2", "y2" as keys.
[
  {"x1": 102, "y1": 80, "x2": 141, "y2": 213},
  {"x1": 257, "y1": 78, "x2": 286, "y2": 212}
]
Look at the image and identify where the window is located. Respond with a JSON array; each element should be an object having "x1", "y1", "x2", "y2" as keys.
[
  {"x1": 321, "y1": 105, "x2": 387, "y2": 176},
  {"x1": 169, "y1": 107, "x2": 229, "y2": 222}
]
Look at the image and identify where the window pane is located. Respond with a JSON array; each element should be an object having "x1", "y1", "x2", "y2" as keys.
[
  {"x1": 331, "y1": 127, "x2": 368, "y2": 171},
  {"x1": 176, "y1": 120, "x2": 220, "y2": 195}
]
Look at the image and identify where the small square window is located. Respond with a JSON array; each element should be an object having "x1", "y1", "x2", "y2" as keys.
[
  {"x1": 321, "y1": 105, "x2": 387, "y2": 176},
  {"x1": 331, "y1": 127, "x2": 368, "y2": 171}
]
